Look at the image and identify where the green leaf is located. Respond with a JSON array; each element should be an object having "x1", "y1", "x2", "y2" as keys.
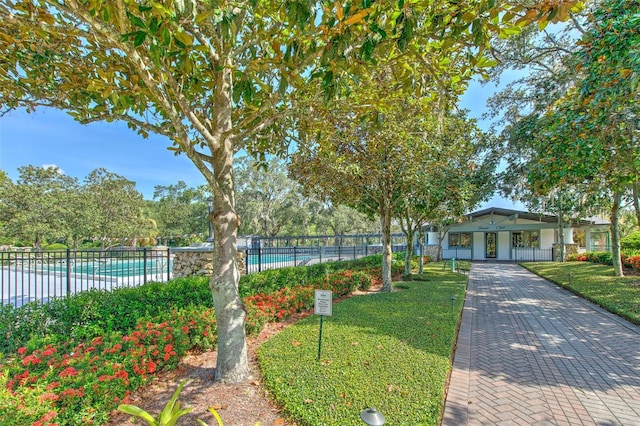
[
  {"x1": 278, "y1": 75, "x2": 288, "y2": 96},
  {"x1": 127, "y1": 13, "x2": 147, "y2": 29},
  {"x1": 174, "y1": 31, "x2": 194, "y2": 47},
  {"x1": 208, "y1": 407, "x2": 224, "y2": 426},
  {"x1": 158, "y1": 382, "x2": 192, "y2": 425},
  {"x1": 118, "y1": 404, "x2": 158, "y2": 425},
  {"x1": 133, "y1": 31, "x2": 147, "y2": 47},
  {"x1": 499, "y1": 26, "x2": 522, "y2": 38}
]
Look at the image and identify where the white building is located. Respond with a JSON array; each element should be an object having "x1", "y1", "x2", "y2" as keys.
[{"x1": 426, "y1": 207, "x2": 610, "y2": 262}]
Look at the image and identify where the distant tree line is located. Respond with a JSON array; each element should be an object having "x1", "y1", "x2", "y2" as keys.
[{"x1": 0, "y1": 157, "x2": 379, "y2": 249}]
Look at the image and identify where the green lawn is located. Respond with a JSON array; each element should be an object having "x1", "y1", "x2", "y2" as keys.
[
  {"x1": 257, "y1": 264, "x2": 467, "y2": 426},
  {"x1": 522, "y1": 262, "x2": 640, "y2": 325}
]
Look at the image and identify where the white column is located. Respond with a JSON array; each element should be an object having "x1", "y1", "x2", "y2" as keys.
[
  {"x1": 426, "y1": 231, "x2": 438, "y2": 245},
  {"x1": 565, "y1": 227, "x2": 574, "y2": 244}
]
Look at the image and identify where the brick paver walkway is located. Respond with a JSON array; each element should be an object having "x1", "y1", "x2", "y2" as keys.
[{"x1": 442, "y1": 263, "x2": 640, "y2": 425}]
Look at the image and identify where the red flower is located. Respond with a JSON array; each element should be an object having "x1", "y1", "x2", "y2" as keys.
[
  {"x1": 22, "y1": 354, "x2": 41, "y2": 366},
  {"x1": 40, "y1": 393, "x2": 60, "y2": 403},
  {"x1": 17, "y1": 347, "x2": 28, "y2": 356},
  {"x1": 32, "y1": 410, "x2": 57, "y2": 426},
  {"x1": 60, "y1": 387, "x2": 84, "y2": 399},
  {"x1": 42, "y1": 347, "x2": 57, "y2": 357},
  {"x1": 58, "y1": 367, "x2": 79, "y2": 378},
  {"x1": 46, "y1": 381, "x2": 60, "y2": 391},
  {"x1": 147, "y1": 360, "x2": 157, "y2": 373}
]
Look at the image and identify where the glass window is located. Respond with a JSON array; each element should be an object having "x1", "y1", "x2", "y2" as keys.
[
  {"x1": 512, "y1": 231, "x2": 539, "y2": 248},
  {"x1": 449, "y1": 233, "x2": 471, "y2": 247}
]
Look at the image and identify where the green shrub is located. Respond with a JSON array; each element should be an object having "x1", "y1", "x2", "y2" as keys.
[
  {"x1": 2, "y1": 305, "x2": 218, "y2": 425},
  {"x1": 585, "y1": 251, "x2": 613, "y2": 265},
  {"x1": 621, "y1": 231, "x2": 640, "y2": 251},
  {"x1": 0, "y1": 277, "x2": 212, "y2": 354},
  {"x1": 239, "y1": 267, "x2": 308, "y2": 297},
  {"x1": 43, "y1": 243, "x2": 68, "y2": 251}
]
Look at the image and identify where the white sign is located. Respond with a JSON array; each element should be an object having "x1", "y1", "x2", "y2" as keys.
[{"x1": 314, "y1": 289, "x2": 333, "y2": 316}]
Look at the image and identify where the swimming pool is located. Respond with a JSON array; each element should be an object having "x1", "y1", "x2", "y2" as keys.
[{"x1": 47, "y1": 258, "x2": 171, "y2": 278}]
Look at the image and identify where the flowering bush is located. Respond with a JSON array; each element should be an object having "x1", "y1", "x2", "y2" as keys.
[
  {"x1": 1, "y1": 306, "x2": 217, "y2": 425},
  {"x1": 568, "y1": 251, "x2": 640, "y2": 272},
  {"x1": 621, "y1": 254, "x2": 640, "y2": 270},
  {"x1": 1, "y1": 263, "x2": 383, "y2": 425}
]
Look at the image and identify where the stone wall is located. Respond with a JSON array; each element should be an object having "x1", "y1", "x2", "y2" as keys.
[
  {"x1": 552, "y1": 243, "x2": 579, "y2": 261},
  {"x1": 172, "y1": 248, "x2": 246, "y2": 278},
  {"x1": 423, "y1": 245, "x2": 440, "y2": 261}
]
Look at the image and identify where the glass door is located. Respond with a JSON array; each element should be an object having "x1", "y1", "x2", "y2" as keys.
[{"x1": 486, "y1": 232, "x2": 497, "y2": 258}]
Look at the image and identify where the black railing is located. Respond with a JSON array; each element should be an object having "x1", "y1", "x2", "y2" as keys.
[
  {"x1": 244, "y1": 244, "x2": 408, "y2": 274},
  {"x1": 512, "y1": 247, "x2": 554, "y2": 262},
  {"x1": 1, "y1": 239, "x2": 409, "y2": 307},
  {"x1": 440, "y1": 247, "x2": 554, "y2": 262},
  {"x1": 1, "y1": 248, "x2": 171, "y2": 308}
]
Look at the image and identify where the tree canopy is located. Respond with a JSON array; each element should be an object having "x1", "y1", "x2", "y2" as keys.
[
  {"x1": 489, "y1": 0, "x2": 639, "y2": 275},
  {"x1": 0, "y1": 0, "x2": 584, "y2": 381}
]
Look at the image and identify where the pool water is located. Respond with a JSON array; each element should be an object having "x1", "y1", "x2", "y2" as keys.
[{"x1": 49, "y1": 259, "x2": 170, "y2": 278}]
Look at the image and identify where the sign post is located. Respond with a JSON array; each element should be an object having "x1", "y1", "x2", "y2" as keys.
[{"x1": 314, "y1": 289, "x2": 333, "y2": 362}]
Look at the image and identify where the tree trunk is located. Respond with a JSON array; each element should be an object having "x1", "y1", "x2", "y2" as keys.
[
  {"x1": 209, "y1": 155, "x2": 250, "y2": 383},
  {"x1": 611, "y1": 190, "x2": 624, "y2": 277},
  {"x1": 633, "y1": 182, "x2": 640, "y2": 228},
  {"x1": 558, "y1": 212, "x2": 565, "y2": 262},
  {"x1": 417, "y1": 231, "x2": 425, "y2": 275},
  {"x1": 380, "y1": 200, "x2": 393, "y2": 292},
  {"x1": 208, "y1": 66, "x2": 249, "y2": 383},
  {"x1": 404, "y1": 225, "x2": 415, "y2": 280}
]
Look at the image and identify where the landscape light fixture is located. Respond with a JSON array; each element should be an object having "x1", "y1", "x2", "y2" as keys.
[
  {"x1": 360, "y1": 407, "x2": 385, "y2": 425},
  {"x1": 206, "y1": 197, "x2": 214, "y2": 243}
]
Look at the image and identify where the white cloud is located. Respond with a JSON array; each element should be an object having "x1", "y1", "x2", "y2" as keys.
[{"x1": 41, "y1": 164, "x2": 65, "y2": 175}]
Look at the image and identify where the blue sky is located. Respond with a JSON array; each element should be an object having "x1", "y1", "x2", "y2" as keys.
[{"x1": 0, "y1": 80, "x2": 522, "y2": 209}]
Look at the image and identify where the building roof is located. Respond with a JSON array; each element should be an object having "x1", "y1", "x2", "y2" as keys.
[{"x1": 467, "y1": 207, "x2": 608, "y2": 226}]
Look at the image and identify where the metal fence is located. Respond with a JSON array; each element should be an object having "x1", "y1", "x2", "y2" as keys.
[
  {"x1": 243, "y1": 243, "x2": 408, "y2": 274},
  {"x1": 440, "y1": 247, "x2": 554, "y2": 262},
  {"x1": 1, "y1": 248, "x2": 171, "y2": 308},
  {"x1": 1, "y1": 236, "x2": 409, "y2": 307}
]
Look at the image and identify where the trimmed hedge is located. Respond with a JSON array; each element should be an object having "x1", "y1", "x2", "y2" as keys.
[
  {"x1": 567, "y1": 251, "x2": 640, "y2": 271},
  {"x1": 0, "y1": 277, "x2": 212, "y2": 354},
  {"x1": 0, "y1": 254, "x2": 400, "y2": 355},
  {"x1": 621, "y1": 231, "x2": 640, "y2": 251}
]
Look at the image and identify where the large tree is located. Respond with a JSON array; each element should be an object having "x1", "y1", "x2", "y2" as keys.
[
  {"x1": 152, "y1": 181, "x2": 208, "y2": 243},
  {"x1": 234, "y1": 156, "x2": 303, "y2": 237},
  {"x1": 496, "y1": 0, "x2": 639, "y2": 276},
  {"x1": 0, "y1": 165, "x2": 80, "y2": 248},
  {"x1": 290, "y1": 83, "x2": 465, "y2": 291},
  {"x1": 83, "y1": 168, "x2": 150, "y2": 249},
  {"x1": 0, "y1": 0, "x2": 581, "y2": 382}
]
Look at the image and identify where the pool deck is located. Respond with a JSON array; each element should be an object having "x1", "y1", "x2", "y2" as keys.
[{"x1": 442, "y1": 262, "x2": 640, "y2": 425}]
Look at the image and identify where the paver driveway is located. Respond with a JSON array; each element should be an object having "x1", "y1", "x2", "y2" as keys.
[{"x1": 442, "y1": 263, "x2": 640, "y2": 425}]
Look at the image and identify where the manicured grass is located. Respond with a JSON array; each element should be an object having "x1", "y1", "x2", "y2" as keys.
[
  {"x1": 257, "y1": 264, "x2": 467, "y2": 426},
  {"x1": 522, "y1": 262, "x2": 640, "y2": 325}
]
